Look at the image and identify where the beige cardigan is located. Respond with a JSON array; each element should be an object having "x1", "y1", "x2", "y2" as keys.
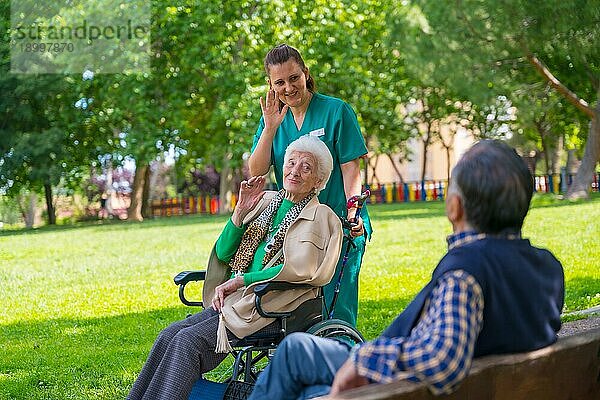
[{"x1": 202, "y1": 191, "x2": 343, "y2": 338}]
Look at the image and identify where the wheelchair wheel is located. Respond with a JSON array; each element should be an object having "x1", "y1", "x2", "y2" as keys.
[{"x1": 306, "y1": 318, "x2": 364, "y2": 345}]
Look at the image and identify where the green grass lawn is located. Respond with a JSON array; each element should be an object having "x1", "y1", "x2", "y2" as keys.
[{"x1": 1, "y1": 194, "x2": 599, "y2": 399}]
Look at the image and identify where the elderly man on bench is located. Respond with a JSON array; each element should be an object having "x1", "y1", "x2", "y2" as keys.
[{"x1": 248, "y1": 140, "x2": 565, "y2": 399}]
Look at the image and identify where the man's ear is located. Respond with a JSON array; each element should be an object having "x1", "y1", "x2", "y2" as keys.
[{"x1": 446, "y1": 193, "x2": 464, "y2": 225}]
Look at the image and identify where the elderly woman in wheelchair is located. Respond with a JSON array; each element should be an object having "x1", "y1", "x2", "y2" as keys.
[{"x1": 128, "y1": 135, "x2": 353, "y2": 400}]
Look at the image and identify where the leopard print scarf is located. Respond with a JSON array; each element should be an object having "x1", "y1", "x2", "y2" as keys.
[{"x1": 229, "y1": 190, "x2": 315, "y2": 275}]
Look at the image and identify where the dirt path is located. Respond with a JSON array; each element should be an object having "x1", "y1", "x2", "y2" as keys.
[{"x1": 558, "y1": 314, "x2": 600, "y2": 337}]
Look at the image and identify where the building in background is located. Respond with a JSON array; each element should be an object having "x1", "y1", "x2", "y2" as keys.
[{"x1": 366, "y1": 125, "x2": 474, "y2": 185}]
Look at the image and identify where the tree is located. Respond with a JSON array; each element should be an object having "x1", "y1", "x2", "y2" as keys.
[
  {"x1": 288, "y1": 0, "x2": 410, "y2": 185},
  {"x1": 391, "y1": 0, "x2": 599, "y2": 199},
  {"x1": 2, "y1": 0, "x2": 423, "y2": 224},
  {"x1": 175, "y1": 0, "x2": 412, "y2": 201},
  {"x1": 510, "y1": 87, "x2": 587, "y2": 175},
  {"x1": 437, "y1": 104, "x2": 473, "y2": 182},
  {"x1": 0, "y1": 66, "x2": 83, "y2": 225},
  {"x1": 400, "y1": 86, "x2": 460, "y2": 182},
  {"x1": 0, "y1": 1, "x2": 132, "y2": 225},
  {"x1": 143, "y1": 0, "x2": 276, "y2": 214}
]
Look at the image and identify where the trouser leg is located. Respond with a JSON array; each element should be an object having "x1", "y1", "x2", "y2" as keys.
[
  {"x1": 248, "y1": 333, "x2": 351, "y2": 400},
  {"x1": 127, "y1": 307, "x2": 236, "y2": 400}
]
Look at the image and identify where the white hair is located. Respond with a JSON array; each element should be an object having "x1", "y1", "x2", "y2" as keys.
[{"x1": 284, "y1": 135, "x2": 333, "y2": 195}]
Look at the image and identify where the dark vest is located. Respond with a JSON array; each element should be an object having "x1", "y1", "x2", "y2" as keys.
[{"x1": 382, "y1": 237, "x2": 564, "y2": 357}]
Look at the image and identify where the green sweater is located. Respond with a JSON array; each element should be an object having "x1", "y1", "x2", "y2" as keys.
[{"x1": 214, "y1": 199, "x2": 294, "y2": 286}]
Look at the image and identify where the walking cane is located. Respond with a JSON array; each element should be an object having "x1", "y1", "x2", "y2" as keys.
[{"x1": 327, "y1": 190, "x2": 370, "y2": 319}]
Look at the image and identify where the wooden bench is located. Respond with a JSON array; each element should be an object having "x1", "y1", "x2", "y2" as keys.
[{"x1": 322, "y1": 327, "x2": 600, "y2": 400}]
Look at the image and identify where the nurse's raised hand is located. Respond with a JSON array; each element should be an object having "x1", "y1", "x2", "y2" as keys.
[{"x1": 260, "y1": 89, "x2": 289, "y2": 132}]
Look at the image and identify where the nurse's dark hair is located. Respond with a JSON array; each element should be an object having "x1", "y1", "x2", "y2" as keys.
[{"x1": 264, "y1": 44, "x2": 316, "y2": 92}]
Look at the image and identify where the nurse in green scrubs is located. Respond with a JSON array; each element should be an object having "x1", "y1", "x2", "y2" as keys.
[{"x1": 248, "y1": 44, "x2": 372, "y2": 327}]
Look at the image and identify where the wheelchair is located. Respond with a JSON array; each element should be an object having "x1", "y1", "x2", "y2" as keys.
[
  {"x1": 174, "y1": 270, "x2": 364, "y2": 400},
  {"x1": 174, "y1": 191, "x2": 369, "y2": 400}
]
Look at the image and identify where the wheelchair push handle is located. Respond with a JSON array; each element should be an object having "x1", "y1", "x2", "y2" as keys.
[
  {"x1": 342, "y1": 190, "x2": 370, "y2": 229},
  {"x1": 346, "y1": 190, "x2": 370, "y2": 213}
]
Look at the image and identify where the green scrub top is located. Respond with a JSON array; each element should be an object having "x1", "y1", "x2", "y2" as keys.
[{"x1": 251, "y1": 92, "x2": 372, "y2": 236}]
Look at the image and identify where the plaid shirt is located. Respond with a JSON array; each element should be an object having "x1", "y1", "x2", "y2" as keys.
[{"x1": 351, "y1": 231, "x2": 486, "y2": 395}]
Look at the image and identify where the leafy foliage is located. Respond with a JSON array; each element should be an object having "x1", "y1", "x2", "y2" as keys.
[
  {"x1": 387, "y1": 0, "x2": 599, "y2": 196},
  {"x1": 1, "y1": 0, "x2": 599, "y2": 222}
]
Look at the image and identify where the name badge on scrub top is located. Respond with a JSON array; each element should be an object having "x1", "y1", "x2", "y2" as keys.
[{"x1": 309, "y1": 128, "x2": 325, "y2": 137}]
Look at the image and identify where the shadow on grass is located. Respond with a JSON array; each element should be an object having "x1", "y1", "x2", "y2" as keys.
[
  {"x1": 1, "y1": 295, "x2": 417, "y2": 399},
  {"x1": 3, "y1": 281, "x2": 596, "y2": 399},
  {"x1": 0, "y1": 297, "x2": 401, "y2": 399},
  {"x1": 0, "y1": 306, "x2": 195, "y2": 400}
]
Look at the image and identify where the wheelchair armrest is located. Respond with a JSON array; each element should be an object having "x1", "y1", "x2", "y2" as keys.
[
  {"x1": 173, "y1": 270, "x2": 207, "y2": 307},
  {"x1": 174, "y1": 270, "x2": 206, "y2": 285},
  {"x1": 254, "y1": 281, "x2": 318, "y2": 318}
]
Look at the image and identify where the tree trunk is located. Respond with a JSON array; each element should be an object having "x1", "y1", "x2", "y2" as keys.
[
  {"x1": 567, "y1": 99, "x2": 600, "y2": 199},
  {"x1": 551, "y1": 134, "x2": 564, "y2": 175},
  {"x1": 369, "y1": 155, "x2": 380, "y2": 185},
  {"x1": 219, "y1": 154, "x2": 234, "y2": 214},
  {"x1": 363, "y1": 155, "x2": 370, "y2": 186},
  {"x1": 19, "y1": 192, "x2": 37, "y2": 228},
  {"x1": 541, "y1": 140, "x2": 551, "y2": 175},
  {"x1": 105, "y1": 163, "x2": 113, "y2": 216},
  {"x1": 421, "y1": 124, "x2": 432, "y2": 182},
  {"x1": 43, "y1": 182, "x2": 56, "y2": 225},
  {"x1": 421, "y1": 139, "x2": 427, "y2": 183},
  {"x1": 363, "y1": 135, "x2": 371, "y2": 186},
  {"x1": 385, "y1": 153, "x2": 404, "y2": 183},
  {"x1": 525, "y1": 53, "x2": 598, "y2": 199},
  {"x1": 566, "y1": 149, "x2": 577, "y2": 174},
  {"x1": 438, "y1": 130, "x2": 454, "y2": 182},
  {"x1": 128, "y1": 163, "x2": 148, "y2": 222},
  {"x1": 537, "y1": 120, "x2": 552, "y2": 175},
  {"x1": 445, "y1": 146, "x2": 451, "y2": 182},
  {"x1": 141, "y1": 164, "x2": 152, "y2": 219}
]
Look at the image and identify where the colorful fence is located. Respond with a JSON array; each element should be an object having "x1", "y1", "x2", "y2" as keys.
[
  {"x1": 151, "y1": 173, "x2": 599, "y2": 216},
  {"x1": 534, "y1": 173, "x2": 600, "y2": 194},
  {"x1": 151, "y1": 194, "x2": 238, "y2": 217},
  {"x1": 367, "y1": 173, "x2": 600, "y2": 204},
  {"x1": 366, "y1": 181, "x2": 448, "y2": 204}
]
